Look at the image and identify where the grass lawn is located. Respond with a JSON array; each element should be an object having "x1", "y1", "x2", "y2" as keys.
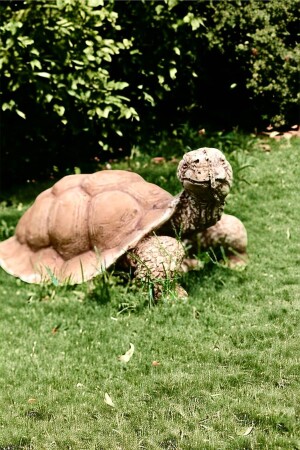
[{"x1": 0, "y1": 135, "x2": 299, "y2": 449}]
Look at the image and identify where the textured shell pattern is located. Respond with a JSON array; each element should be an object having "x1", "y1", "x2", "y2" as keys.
[{"x1": 0, "y1": 170, "x2": 175, "y2": 284}]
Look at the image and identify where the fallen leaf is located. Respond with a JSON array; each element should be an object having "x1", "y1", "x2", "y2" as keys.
[
  {"x1": 28, "y1": 398, "x2": 37, "y2": 404},
  {"x1": 152, "y1": 361, "x2": 160, "y2": 366},
  {"x1": 104, "y1": 392, "x2": 115, "y2": 407},
  {"x1": 51, "y1": 325, "x2": 60, "y2": 334},
  {"x1": 240, "y1": 425, "x2": 254, "y2": 436},
  {"x1": 118, "y1": 343, "x2": 135, "y2": 363}
]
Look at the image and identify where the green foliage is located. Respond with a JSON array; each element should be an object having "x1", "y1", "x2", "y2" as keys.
[
  {"x1": 0, "y1": 0, "x2": 138, "y2": 137},
  {"x1": 1, "y1": 0, "x2": 298, "y2": 132},
  {"x1": 205, "y1": 0, "x2": 300, "y2": 127},
  {"x1": 114, "y1": 0, "x2": 299, "y2": 130},
  {"x1": 112, "y1": 0, "x2": 209, "y2": 135},
  {"x1": 0, "y1": 219, "x2": 15, "y2": 240},
  {"x1": 0, "y1": 0, "x2": 298, "y2": 187}
]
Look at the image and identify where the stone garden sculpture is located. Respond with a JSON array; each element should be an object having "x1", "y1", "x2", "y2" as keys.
[{"x1": 0, "y1": 148, "x2": 247, "y2": 297}]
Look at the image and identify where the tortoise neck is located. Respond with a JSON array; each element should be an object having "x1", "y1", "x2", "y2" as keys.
[{"x1": 170, "y1": 189, "x2": 225, "y2": 236}]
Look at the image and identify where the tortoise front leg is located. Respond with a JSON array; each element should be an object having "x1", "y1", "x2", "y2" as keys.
[
  {"x1": 128, "y1": 235, "x2": 187, "y2": 300},
  {"x1": 186, "y1": 213, "x2": 248, "y2": 269}
]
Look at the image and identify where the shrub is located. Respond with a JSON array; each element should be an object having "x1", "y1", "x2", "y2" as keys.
[
  {"x1": 0, "y1": 0, "x2": 138, "y2": 186},
  {"x1": 113, "y1": 0, "x2": 299, "y2": 131},
  {"x1": 204, "y1": 0, "x2": 300, "y2": 127},
  {"x1": 0, "y1": 0, "x2": 298, "y2": 187}
]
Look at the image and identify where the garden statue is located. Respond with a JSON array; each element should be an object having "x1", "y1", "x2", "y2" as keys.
[{"x1": 0, "y1": 148, "x2": 247, "y2": 298}]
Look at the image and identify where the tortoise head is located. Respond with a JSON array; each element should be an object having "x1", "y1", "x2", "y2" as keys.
[{"x1": 177, "y1": 148, "x2": 233, "y2": 201}]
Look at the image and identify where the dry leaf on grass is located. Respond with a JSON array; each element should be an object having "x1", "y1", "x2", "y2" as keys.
[
  {"x1": 118, "y1": 343, "x2": 135, "y2": 363},
  {"x1": 51, "y1": 325, "x2": 60, "y2": 334},
  {"x1": 152, "y1": 361, "x2": 160, "y2": 366},
  {"x1": 28, "y1": 398, "x2": 37, "y2": 404},
  {"x1": 239, "y1": 425, "x2": 254, "y2": 436},
  {"x1": 104, "y1": 392, "x2": 115, "y2": 408}
]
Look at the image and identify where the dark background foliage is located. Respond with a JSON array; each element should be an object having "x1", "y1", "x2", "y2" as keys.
[{"x1": 0, "y1": 0, "x2": 299, "y2": 188}]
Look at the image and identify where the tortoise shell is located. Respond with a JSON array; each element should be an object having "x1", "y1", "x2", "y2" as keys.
[{"x1": 0, "y1": 170, "x2": 177, "y2": 284}]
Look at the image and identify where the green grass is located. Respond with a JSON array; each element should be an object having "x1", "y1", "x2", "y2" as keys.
[{"x1": 0, "y1": 135, "x2": 299, "y2": 449}]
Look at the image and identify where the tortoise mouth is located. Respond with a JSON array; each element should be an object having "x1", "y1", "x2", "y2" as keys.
[
  {"x1": 182, "y1": 179, "x2": 214, "y2": 189},
  {"x1": 182, "y1": 178, "x2": 231, "y2": 201},
  {"x1": 182, "y1": 178, "x2": 210, "y2": 184},
  {"x1": 181, "y1": 175, "x2": 227, "y2": 184},
  {"x1": 182, "y1": 179, "x2": 215, "y2": 196}
]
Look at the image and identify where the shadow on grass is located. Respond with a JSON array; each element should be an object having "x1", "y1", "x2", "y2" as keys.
[
  {"x1": 0, "y1": 437, "x2": 33, "y2": 450},
  {"x1": 182, "y1": 258, "x2": 248, "y2": 296}
]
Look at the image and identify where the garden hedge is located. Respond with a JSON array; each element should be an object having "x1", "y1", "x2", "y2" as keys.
[{"x1": 0, "y1": 0, "x2": 298, "y2": 187}]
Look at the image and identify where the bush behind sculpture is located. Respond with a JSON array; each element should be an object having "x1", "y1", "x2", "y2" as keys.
[{"x1": 0, "y1": 0, "x2": 298, "y2": 187}]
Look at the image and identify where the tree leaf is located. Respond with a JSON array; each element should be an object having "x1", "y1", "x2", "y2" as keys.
[
  {"x1": 29, "y1": 59, "x2": 42, "y2": 70},
  {"x1": 169, "y1": 67, "x2": 177, "y2": 80},
  {"x1": 16, "y1": 109, "x2": 26, "y2": 119},
  {"x1": 143, "y1": 92, "x2": 155, "y2": 106},
  {"x1": 88, "y1": 0, "x2": 103, "y2": 7},
  {"x1": 53, "y1": 104, "x2": 65, "y2": 117},
  {"x1": 35, "y1": 72, "x2": 51, "y2": 78},
  {"x1": 72, "y1": 60, "x2": 84, "y2": 66}
]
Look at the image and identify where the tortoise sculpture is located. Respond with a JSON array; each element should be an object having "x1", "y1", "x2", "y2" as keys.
[{"x1": 0, "y1": 148, "x2": 247, "y2": 296}]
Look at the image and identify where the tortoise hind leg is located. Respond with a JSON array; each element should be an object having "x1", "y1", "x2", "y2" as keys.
[{"x1": 128, "y1": 235, "x2": 187, "y2": 300}]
